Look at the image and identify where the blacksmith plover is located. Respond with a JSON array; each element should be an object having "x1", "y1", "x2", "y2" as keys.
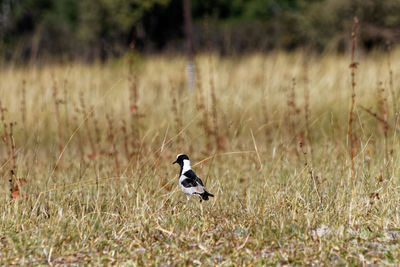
[{"x1": 173, "y1": 154, "x2": 214, "y2": 201}]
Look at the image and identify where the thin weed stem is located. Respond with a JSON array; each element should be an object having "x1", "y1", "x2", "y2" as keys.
[
  {"x1": 106, "y1": 113, "x2": 120, "y2": 176},
  {"x1": 348, "y1": 16, "x2": 359, "y2": 177}
]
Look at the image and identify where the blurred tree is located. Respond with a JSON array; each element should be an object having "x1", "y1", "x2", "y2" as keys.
[
  {"x1": 0, "y1": 0, "x2": 399, "y2": 61},
  {"x1": 0, "y1": 0, "x2": 173, "y2": 61}
]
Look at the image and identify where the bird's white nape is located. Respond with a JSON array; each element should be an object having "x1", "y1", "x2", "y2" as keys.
[{"x1": 182, "y1": 159, "x2": 191, "y2": 173}]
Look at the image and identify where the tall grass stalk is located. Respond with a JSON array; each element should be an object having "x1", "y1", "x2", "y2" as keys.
[{"x1": 348, "y1": 16, "x2": 359, "y2": 176}]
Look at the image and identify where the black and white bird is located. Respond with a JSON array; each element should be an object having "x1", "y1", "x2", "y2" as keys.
[{"x1": 173, "y1": 154, "x2": 214, "y2": 201}]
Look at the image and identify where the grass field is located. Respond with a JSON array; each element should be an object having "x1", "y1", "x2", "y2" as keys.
[{"x1": 1, "y1": 49, "x2": 400, "y2": 265}]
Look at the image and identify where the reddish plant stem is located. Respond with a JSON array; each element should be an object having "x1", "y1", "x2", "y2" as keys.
[
  {"x1": 8, "y1": 122, "x2": 18, "y2": 199},
  {"x1": 287, "y1": 78, "x2": 301, "y2": 158},
  {"x1": 21, "y1": 80, "x2": 27, "y2": 127},
  {"x1": 79, "y1": 92, "x2": 96, "y2": 156},
  {"x1": 128, "y1": 42, "x2": 140, "y2": 156},
  {"x1": 91, "y1": 105, "x2": 101, "y2": 146},
  {"x1": 73, "y1": 104, "x2": 85, "y2": 162},
  {"x1": 63, "y1": 80, "x2": 70, "y2": 130},
  {"x1": 170, "y1": 81, "x2": 183, "y2": 148},
  {"x1": 348, "y1": 16, "x2": 359, "y2": 176},
  {"x1": 106, "y1": 113, "x2": 120, "y2": 176},
  {"x1": 121, "y1": 119, "x2": 130, "y2": 160},
  {"x1": 194, "y1": 59, "x2": 212, "y2": 152},
  {"x1": 9, "y1": 122, "x2": 17, "y2": 173},
  {"x1": 376, "y1": 82, "x2": 389, "y2": 173},
  {"x1": 0, "y1": 101, "x2": 10, "y2": 159},
  {"x1": 303, "y1": 61, "x2": 313, "y2": 162},
  {"x1": 204, "y1": 17, "x2": 221, "y2": 151},
  {"x1": 386, "y1": 41, "x2": 396, "y2": 119},
  {"x1": 52, "y1": 80, "x2": 63, "y2": 154}
]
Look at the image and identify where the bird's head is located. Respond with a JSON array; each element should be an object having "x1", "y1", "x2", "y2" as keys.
[{"x1": 172, "y1": 154, "x2": 189, "y2": 166}]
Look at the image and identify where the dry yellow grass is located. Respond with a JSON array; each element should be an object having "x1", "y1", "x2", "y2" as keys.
[{"x1": 1, "y1": 50, "x2": 400, "y2": 265}]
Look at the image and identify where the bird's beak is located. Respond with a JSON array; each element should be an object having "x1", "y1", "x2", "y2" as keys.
[{"x1": 172, "y1": 160, "x2": 177, "y2": 164}]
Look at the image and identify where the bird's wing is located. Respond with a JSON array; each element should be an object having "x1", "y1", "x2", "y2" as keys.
[
  {"x1": 183, "y1": 170, "x2": 205, "y2": 187},
  {"x1": 180, "y1": 178, "x2": 198, "y2": 188}
]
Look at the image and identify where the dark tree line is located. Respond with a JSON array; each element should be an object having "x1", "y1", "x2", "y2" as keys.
[{"x1": 0, "y1": 0, "x2": 399, "y2": 62}]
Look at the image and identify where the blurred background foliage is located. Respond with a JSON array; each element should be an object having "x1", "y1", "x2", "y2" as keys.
[{"x1": 0, "y1": 0, "x2": 399, "y2": 62}]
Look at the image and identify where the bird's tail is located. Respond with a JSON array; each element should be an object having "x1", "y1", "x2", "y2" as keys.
[{"x1": 201, "y1": 191, "x2": 214, "y2": 201}]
